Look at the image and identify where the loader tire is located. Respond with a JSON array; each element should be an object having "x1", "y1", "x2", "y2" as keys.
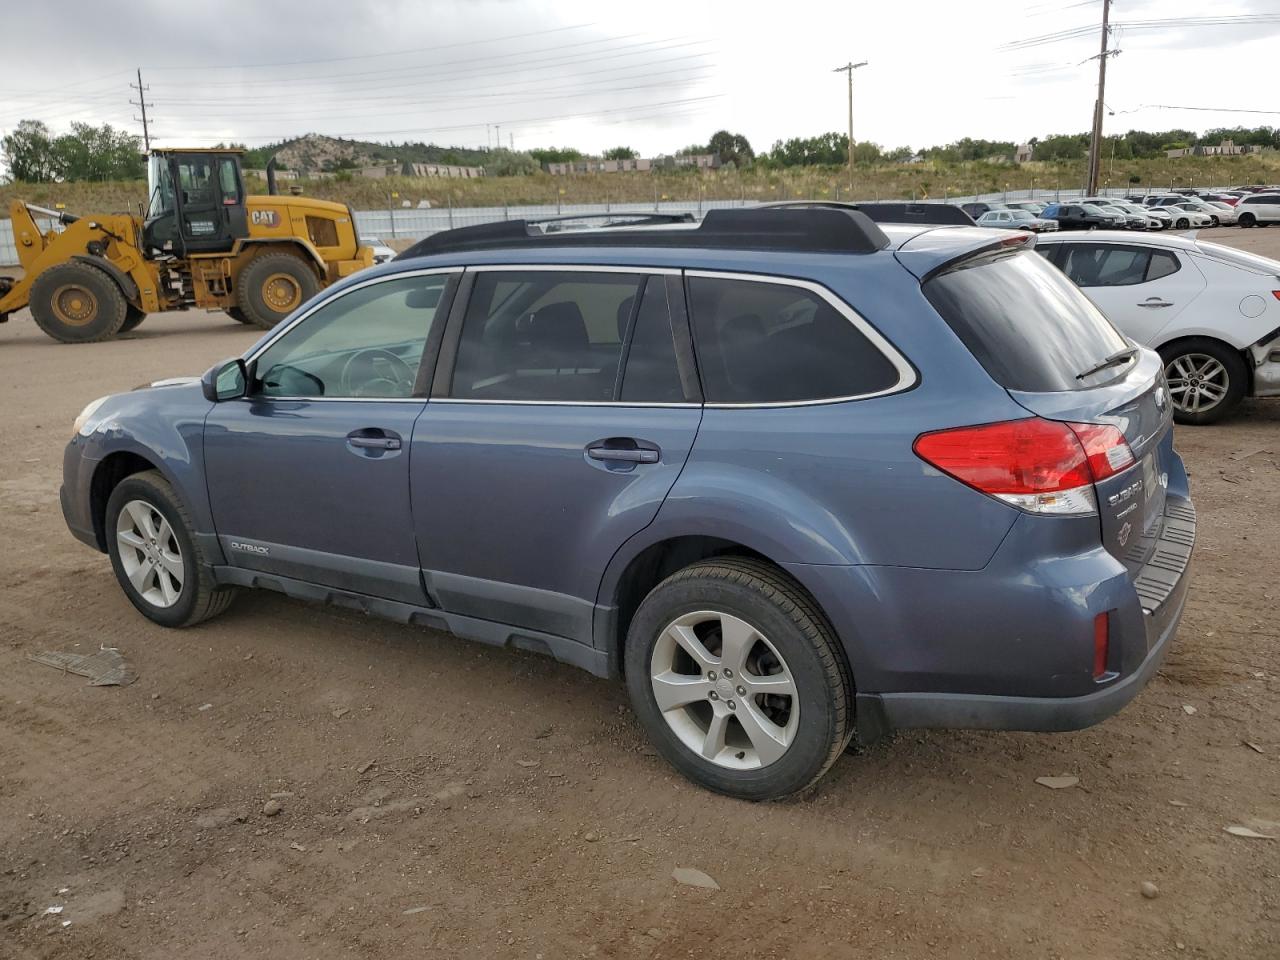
[
  {"x1": 236, "y1": 253, "x2": 318, "y2": 330},
  {"x1": 226, "y1": 307, "x2": 255, "y2": 325},
  {"x1": 30, "y1": 262, "x2": 128, "y2": 343},
  {"x1": 119, "y1": 305, "x2": 147, "y2": 333}
]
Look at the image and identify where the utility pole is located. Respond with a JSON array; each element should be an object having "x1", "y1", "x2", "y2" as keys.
[
  {"x1": 130, "y1": 68, "x2": 153, "y2": 152},
  {"x1": 833, "y1": 61, "x2": 868, "y2": 186},
  {"x1": 1085, "y1": 0, "x2": 1115, "y2": 195}
]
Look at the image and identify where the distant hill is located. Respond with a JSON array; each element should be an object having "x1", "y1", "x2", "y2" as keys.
[{"x1": 244, "y1": 134, "x2": 490, "y2": 173}]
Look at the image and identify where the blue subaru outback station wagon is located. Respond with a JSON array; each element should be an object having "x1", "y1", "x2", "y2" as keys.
[{"x1": 62, "y1": 207, "x2": 1195, "y2": 799}]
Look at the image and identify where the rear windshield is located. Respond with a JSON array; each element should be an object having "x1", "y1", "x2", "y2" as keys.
[{"x1": 923, "y1": 248, "x2": 1130, "y2": 392}]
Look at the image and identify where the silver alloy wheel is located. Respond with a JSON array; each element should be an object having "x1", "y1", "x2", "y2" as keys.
[
  {"x1": 650, "y1": 610, "x2": 800, "y2": 770},
  {"x1": 116, "y1": 499, "x2": 184, "y2": 608},
  {"x1": 1165, "y1": 353, "x2": 1229, "y2": 414}
]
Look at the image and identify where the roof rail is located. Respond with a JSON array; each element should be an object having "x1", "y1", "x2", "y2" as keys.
[
  {"x1": 761, "y1": 200, "x2": 975, "y2": 227},
  {"x1": 396, "y1": 206, "x2": 890, "y2": 260}
]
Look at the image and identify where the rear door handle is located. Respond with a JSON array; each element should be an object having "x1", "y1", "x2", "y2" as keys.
[
  {"x1": 346, "y1": 430, "x2": 402, "y2": 451},
  {"x1": 1138, "y1": 298, "x2": 1173, "y2": 308},
  {"x1": 587, "y1": 445, "x2": 659, "y2": 463}
]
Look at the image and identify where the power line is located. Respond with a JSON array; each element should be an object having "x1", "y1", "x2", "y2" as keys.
[
  {"x1": 143, "y1": 22, "x2": 597, "y2": 71},
  {"x1": 163, "y1": 94, "x2": 725, "y2": 143},
  {"x1": 129, "y1": 68, "x2": 153, "y2": 151}
]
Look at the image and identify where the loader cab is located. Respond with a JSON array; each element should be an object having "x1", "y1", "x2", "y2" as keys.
[{"x1": 143, "y1": 149, "x2": 249, "y2": 256}]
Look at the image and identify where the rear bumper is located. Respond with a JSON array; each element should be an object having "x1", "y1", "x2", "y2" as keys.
[
  {"x1": 789, "y1": 492, "x2": 1196, "y2": 739},
  {"x1": 864, "y1": 538, "x2": 1190, "y2": 732}
]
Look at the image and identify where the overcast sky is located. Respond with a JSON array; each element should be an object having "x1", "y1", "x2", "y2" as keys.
[{"x1": 3, "y1": 0, "x2": 1278, "y2": 158}]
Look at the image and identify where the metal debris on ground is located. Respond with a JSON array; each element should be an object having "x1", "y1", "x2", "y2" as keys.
[
  {"x1": 1035, "y1": 775, "x2": 1080, "y2": 790},
  {"x1": 27, "y1": 647, "x2": 136, "y2": 686},
  {"x1": 672, "y1": 867, "x2": 720, "y2": 890}
]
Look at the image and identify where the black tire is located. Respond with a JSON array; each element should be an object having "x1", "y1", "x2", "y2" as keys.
[
  {"x1": 119, "y1": 304, "x2": 147, "y2": 333},
  {"x1": 236, "y1": 252, "x2": 319, "y2": 330},
  {"x1": 624, "y1": 557, "x2": 853, "y2": 801},
  {"x1": 1176, "y1": 217, "x2": 1190, "y2": 229},
  {"x1": 1239, "y1": 213, "x2": 1256, "y2": 228},
  {"x1": 226, "y1": 306, "x2": 255, "y2": 325},
  {"x1": 105, "y1": 469, "x2": 235, "y2": 628},
  {"x1": 29, "y1": 261, "x2": 127, "y2": 343},
  {"x1": 1159, "y1": 338, "x2": 1247, "y2": 426}
]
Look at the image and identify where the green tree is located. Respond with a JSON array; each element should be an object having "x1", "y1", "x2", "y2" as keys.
[
  {"x1": 49, "y1": 123, "x2": 144, "y2": 181},
  {"x1": 2, "y1": 120, "x2": 58, "y2": 181},
  {"x1": 485, "y1": 148, "x2": 540, "y2": 176},
  {"x1": 603, "y1": 146, "x2": 638, "y2": 160},
  {"x1": 529, "y1": 146, "x2": 583, "y2": 167},
  {"x1": 707, "y1": 130, "x2": 754, "y2": 167}
]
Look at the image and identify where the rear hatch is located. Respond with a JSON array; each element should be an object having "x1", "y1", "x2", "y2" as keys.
[{"x1": 911, "y1": 234, "x2": 1176, "y2": 573}]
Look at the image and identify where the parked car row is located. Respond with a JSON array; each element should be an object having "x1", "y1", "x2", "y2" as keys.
[{"x1": 963, "y1": 191, "x2": 1280, "y2": 231}]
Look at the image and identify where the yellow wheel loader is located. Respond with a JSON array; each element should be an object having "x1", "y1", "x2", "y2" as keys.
[{"x1": 0, "y1": 149, "x2": 374, "y2": 343}]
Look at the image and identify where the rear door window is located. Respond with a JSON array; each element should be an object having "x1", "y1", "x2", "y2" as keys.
[
  {"x1": 687, "y1": 275, "x2": 902, "y2": 403},
  {"x1": 1059, "y1": 244, "x2": 1181, "y2": 287},
  {"x1": 450, "y1": 270, "x2": 644, "y2": 402},
  {"x1": 923, "y1": 248, "x2": 1130, "y2": 392}
]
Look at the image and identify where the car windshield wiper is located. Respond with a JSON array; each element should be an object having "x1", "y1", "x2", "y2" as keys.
[{"x1": 1076, "y1": 347, "x2": 1138, "y2": 381}]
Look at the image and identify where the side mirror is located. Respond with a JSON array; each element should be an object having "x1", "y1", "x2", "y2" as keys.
[{"x1": 201, "y1": 358, "x2": 248, "y2": 402}]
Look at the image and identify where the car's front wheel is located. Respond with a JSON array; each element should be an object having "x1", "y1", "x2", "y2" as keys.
[
  {"x1": 1176, "y1": 217, "x2": 1190, "y2": 229},
  {"x1": 624, "y1": 557, "x2": 853, "y2": 800},
  {"x1": 1239, "y1": 213, "x2": 1256, "y2": 228},
  {"x1": 1160, "y1": 339, "x2": 1247, "y2": 425},
  {"x1": 105, "y1": 470, "x2": 236, "y2": 627}
]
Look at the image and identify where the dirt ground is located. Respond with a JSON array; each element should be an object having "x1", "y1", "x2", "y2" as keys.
[{"x1": 1, "y1": 229, "x2": 1278, "y2": 960}]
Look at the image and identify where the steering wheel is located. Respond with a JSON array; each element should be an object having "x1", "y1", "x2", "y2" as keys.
[{"x1": 339, "y1": 349, "x2": 416, "y2": 398}]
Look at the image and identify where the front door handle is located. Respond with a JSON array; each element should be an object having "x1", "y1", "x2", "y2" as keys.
[
  {"x1": 587, "y1": 445, "x2": 659, "y2": 464},
  {"x1": 1137, "y1": 298, "x2": 1173, "y2": 308}
]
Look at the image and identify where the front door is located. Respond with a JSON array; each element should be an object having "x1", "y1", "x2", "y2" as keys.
[
  {"x1": 204, "y1": 270, "x2": 457, "y2": 603},
  {"x1": 411, "y1": 268, "x2": 702, "y2": 645},
  {"x1": 1051, "y1": 242, "x2": 1207, "y2": 345}
]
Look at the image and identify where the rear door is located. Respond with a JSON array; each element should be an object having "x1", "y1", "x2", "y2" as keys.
[
  {"x1": 411, "y1": 267, "x2": 702, "y2": 646},
  {"x1": 1050, "y1": 241, "x2": 1207, "y2": 344},
  {"x1": 921, "y1": 245, "x2": 1176, "y2": 575}
]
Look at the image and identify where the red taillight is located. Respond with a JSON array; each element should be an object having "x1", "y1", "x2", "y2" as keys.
[
  {"x1": 913, "y1": 418, "x2": 1134, "y2": 515},
  {"x1": 1093, "y1": 612, "x2": 1110, "y2": 679},
  {"x1": 1272, "y1": 291, "x2": 1280, "y2": 301},
  {"x1": 1068, "y1": 421, "x2": 1135, "y2": 480}
]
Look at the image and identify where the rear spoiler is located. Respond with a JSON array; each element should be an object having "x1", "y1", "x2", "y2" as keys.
[{"x1": 895, "y1": 229, "x2": 1037, "y2": 282}]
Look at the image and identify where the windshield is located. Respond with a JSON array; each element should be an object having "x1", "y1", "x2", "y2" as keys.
[
  {"x1": 1082, "y1": 204, "x2": 1110, "y2": 215},
  {"x1": 923, "y1": 248, "x2": 1130, "y2": 392},
  {"x1": 146, "y1": 155, "x2": 175, "y2": 219},
  {"x1": 1010, "y1": 210, "x2": 1035, "y2": 221}
]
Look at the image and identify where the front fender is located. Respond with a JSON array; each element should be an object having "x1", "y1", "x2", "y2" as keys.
[{"x1": 77, "y1": 383, "x2": 220, "y2": 556}]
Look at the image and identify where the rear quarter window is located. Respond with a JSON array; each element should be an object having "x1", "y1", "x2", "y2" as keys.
[
  {"x1": 687, "y1": 276, "x2": 904, "y2": 404},
  {"x1": 923, "y1": 248, "x2": 1130, "y2": 392}
]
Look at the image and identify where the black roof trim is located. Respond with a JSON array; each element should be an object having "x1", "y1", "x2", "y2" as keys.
[
  {"x1": 760, "y1": 199, "x2": 976, "y2": 227},
  {"x1": 396, "y1": 207, "x2": 890, "y2": 260}
]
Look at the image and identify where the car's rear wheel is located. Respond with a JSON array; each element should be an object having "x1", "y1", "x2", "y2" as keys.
[
  {"x1": 1160, "y1": 339, "x2": 1247, "y2": 425},
  {"x1": 624, "y1": 557, "x2": 852, "y2": 800},
  {"x1": 105, "y1": 470, "x2": 235, "y2": 627}
]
